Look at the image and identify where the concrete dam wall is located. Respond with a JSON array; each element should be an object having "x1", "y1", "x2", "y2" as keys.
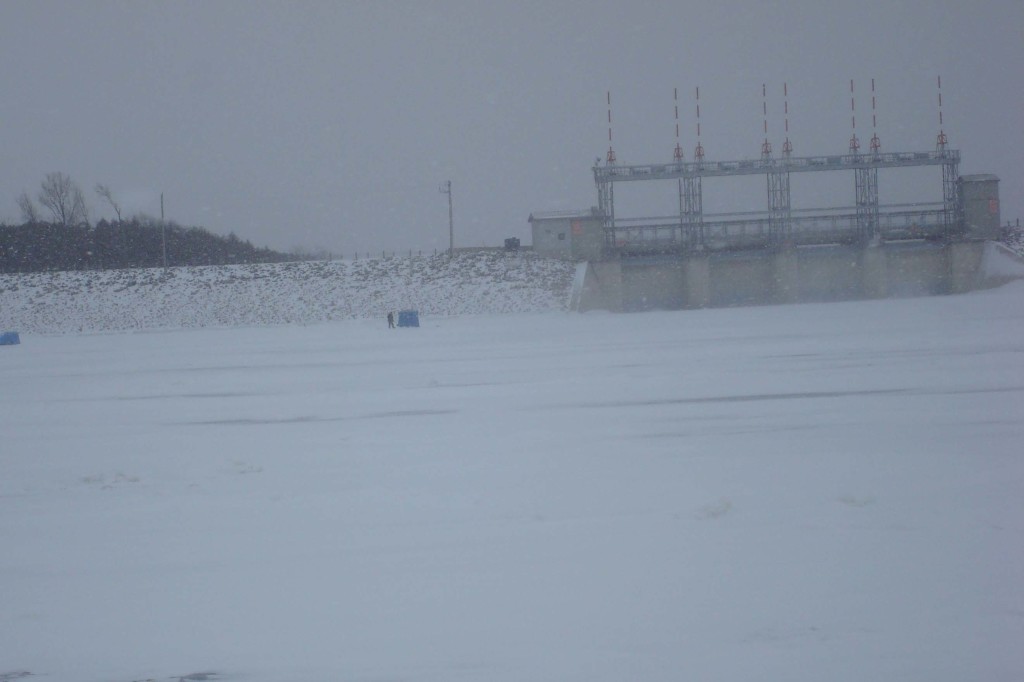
[{"x1": 574, "y1": 241, "x2": 1014, "y2": 313}]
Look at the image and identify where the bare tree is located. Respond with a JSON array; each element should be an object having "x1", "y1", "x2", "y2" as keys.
[
  {"x1": 38, "y1": 172, "x2": 89, "y2": 227},
  {"x1": 16, "y1": 190, "x2": 40, "y2": 223},
  {"x1": 94, "y1": 183, "x2": 123, "y2": 223}
]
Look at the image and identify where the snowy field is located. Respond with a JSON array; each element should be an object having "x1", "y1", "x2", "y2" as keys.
[{"x1": 2, "y1": 283, "x2": 1023, "y2": 682}]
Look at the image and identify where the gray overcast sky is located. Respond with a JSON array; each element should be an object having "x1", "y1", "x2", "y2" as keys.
[{"x1": 1, "y1": 1, "x2": 1021, "y2": 255}]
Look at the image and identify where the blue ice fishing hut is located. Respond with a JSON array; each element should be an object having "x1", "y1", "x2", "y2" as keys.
[{"x1": 397, "y1": 310, "x2": 419, "y2": 328}]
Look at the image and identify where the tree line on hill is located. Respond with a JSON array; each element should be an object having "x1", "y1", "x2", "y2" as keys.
[{"x1": 1, "y1": 172, "x2": 293, "y2": 273}]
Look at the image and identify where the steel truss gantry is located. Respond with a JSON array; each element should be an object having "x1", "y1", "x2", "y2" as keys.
[
  {"x1": 942, "y1": 160, "x2": 962, "y2": 239},
  {"x1": 593, "y1": 149, "x2": 961, "y2": 251},
  {"x1": 597, "y1": 177, "x2": 614, "y2": 231},
  {"x1": 767, "y1": 165, "x2": 792, "y2": 248},
  {"x1": 681, "y1": 175, "x2": 704, "y2": 248},
  {"x1": 855, "y1": 165, "x2": 880, "y2": 244}
]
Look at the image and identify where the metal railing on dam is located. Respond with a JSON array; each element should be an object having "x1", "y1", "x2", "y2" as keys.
[
  {"x1": 593, "y1": 149, "x2": 960, "y2": 182},
  {"x1": 607, "y1": 208, "x2": 948, "y2": 254}
]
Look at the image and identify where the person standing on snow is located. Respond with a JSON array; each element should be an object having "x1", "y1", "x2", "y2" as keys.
[{"x1": 387, "y1": 311, "x2": 395, "y2": 328}]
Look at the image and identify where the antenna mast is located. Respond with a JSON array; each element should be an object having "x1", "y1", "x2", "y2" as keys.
[
  {"x1": 606, "y1": 91, "x2": 616, "y2": 164},
  {"x1": 936, "y1": 75, "x2": 948, "y2": 151},
  {"x1": 761, "y1": 83, "x2": 772, "y2": 160},
  {"x1": 673, "y1": 87, "x2": 684, "y2": 162},
  {"x1": 849, "y1": 79, "x2": 860, "y2": 154},
  {"x1": 782, "y1": 82, "x2": 793, "y2": 158},
  {"x1": 869, "y1": 78, "x2": 881, "y2": 155},
  {"x1": 694, "y1": 86, "x2": 705, "y2": 163}
]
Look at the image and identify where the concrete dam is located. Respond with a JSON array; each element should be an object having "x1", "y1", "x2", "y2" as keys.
[
  {"x1": 570, "y1": 240, "x2": 1007, "y2": 313},
  {"x1": 530, "y1": 86, "x2": 1010, "y2": 312}
]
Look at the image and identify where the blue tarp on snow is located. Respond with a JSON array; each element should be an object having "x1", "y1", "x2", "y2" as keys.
[{"x1": 397, "y1": 311, "x2": 419, "y2": 328}]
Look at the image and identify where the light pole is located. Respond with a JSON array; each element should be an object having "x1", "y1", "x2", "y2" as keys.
[
  {"x1": 160, "y1": 192, "x2": 167, "y2": 269},
  {"x1": 439, "y1": 180, "x2": 453, "y2": 255}
]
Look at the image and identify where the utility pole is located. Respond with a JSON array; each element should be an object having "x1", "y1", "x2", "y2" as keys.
[
  {"x1": 160, "y1": 192, "x2": 167, "y2": 269},
  {"x1": 439, "y1": 180, "x2": 453, "y2": 255}
]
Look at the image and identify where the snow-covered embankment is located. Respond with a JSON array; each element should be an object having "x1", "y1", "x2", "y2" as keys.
[{"x1": 0, "y1": 251, "x2": 576, "y2": 334}]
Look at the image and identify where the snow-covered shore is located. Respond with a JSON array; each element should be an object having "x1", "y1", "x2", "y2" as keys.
[{"x1": 0, "y1": 251, "x2": 576, "y2": 334}]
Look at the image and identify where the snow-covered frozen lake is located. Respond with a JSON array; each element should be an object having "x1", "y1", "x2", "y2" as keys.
[{"x1": 2, "y1": 284, "x2": 1023, "y2": 682}]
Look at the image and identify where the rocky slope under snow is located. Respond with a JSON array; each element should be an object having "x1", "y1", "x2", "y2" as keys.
[{"x1": 0, "y1": 251, "x2": 576, "y2": 334}]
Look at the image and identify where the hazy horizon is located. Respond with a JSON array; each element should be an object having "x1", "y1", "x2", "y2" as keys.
[{"x1": 1, "y1": 0, "x2": 1021, "y2": 255}]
